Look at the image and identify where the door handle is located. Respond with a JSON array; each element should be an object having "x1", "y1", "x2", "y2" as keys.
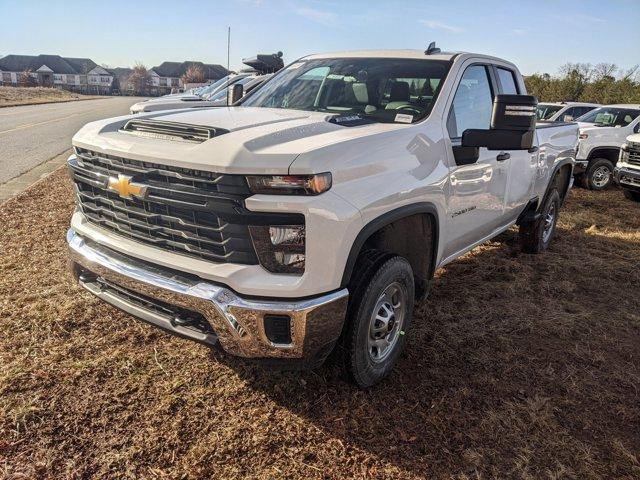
[{"x1": 496, "y1": 152, "x2": 511, "y2": 161}]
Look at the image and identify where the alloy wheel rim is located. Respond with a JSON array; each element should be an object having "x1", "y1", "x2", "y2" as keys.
[
  {"x1": 542, "y1": 201, "x2": 556, "y2": 244},
  {"x1": 368, "y1": 282, "x2": 407, "y2": 363},
  {"x1": 592, "y1": 165, "x2": 611, "y2": 188}
]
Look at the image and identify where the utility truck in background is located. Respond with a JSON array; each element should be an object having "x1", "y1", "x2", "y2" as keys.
[
  {"x1": 574, "y1": 105, "x2": 640, "y2": 190},
  {"x1": 67, "y1": 47, "x2": 578, "y2": 387},
  {"x1": 615, "y1": 134, "x2": 640, "y2": 201}
]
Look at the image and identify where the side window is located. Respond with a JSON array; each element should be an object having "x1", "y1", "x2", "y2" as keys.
[
  {"x1": 560, "y1": 107, "x2": 576, "y2": 121},
  {"x1": 447, "y1": 65, "x2": 494, "y2": 139},
  {"x1": 496, "y1": 67, "x2": 519, "y2": 94}
]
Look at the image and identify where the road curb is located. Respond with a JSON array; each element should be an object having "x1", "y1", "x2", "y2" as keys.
[
  {"x1": 0, "y1": 150, "x2": 70, "y2": 204},
  {"x1": 0, "y1": 96, "x2": 112, "y2": 109}
]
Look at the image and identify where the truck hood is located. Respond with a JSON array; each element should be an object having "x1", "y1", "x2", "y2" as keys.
[{"x1": 73, "y1": 107, "x2": 404, "y2": 174}]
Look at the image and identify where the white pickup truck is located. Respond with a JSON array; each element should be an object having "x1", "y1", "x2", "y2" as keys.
[
  {"x1": 536, "y1": 102, "x2": 599, "y2": 123},
  {"x1": 67, "y1": 49, "x2": 578, "y2": 387},
  {"x1": 574, "y1": 105, "x2": 640, "y2": 190},
  {"x1": 615, "y1": 133, "x2": 640, "y2": 201}
]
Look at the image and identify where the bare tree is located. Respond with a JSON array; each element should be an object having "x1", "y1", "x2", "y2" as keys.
[
  {"x1": 181, "y1": 65, "x2": 205, "y2": 84},
  {"x1": 127, "y1": 62, "x2": 152, "y2": 96},
  {"x1": 19, "y1": 69, "x2": 36, "y2": 87}
]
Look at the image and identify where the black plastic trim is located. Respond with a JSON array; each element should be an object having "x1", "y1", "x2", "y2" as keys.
[
  {"x1": 340, "y1": 203, "x2": 439, "y2": 287},
  {"x1": 541, "y1": 158, "x2": 574, "y2": 209}
]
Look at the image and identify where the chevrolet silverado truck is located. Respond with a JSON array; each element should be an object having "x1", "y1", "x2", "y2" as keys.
[
  {"x1": 67, "y1": 48, "x2": 578, "y2": 387},
  {"x1": 615, "y1": 134, "x2": 640, "y2": 201},
  {"x1": 574, "y1": 104, "x2": 640, "y2": 190}
]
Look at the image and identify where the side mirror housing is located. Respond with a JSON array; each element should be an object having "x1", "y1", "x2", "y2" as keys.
[
  {"x1": 462, "y1": 94, "x2": 537, "y2": 151},
  {"x1": 228, "y1": 83, "x2": 244, "y2": 104}
]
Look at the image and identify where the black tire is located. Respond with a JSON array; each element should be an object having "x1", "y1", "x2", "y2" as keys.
[
  {"x1": 623, "y1": 189, "x2": 640, "y2": 202},
  {"x1": 585, "y1": 158, "x2": 614, "y2": 190},
  {"x1": 342, "y1": 250, "x2": 415, "y2": 388},
  {"x1": 519, "y1": 189, "x2": 561, "y2": 253}
]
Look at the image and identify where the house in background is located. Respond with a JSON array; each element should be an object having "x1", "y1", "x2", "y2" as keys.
[
  {"x1": 148, "y1": 61, "x2": 228, "y2": 95},
  {"x1": 0, "y1": 54, "x2": 115, "y2": 94}
]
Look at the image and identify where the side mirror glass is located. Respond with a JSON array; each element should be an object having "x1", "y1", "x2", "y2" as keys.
[
  {"x1": 634, "y1": 123, "x2": 640, "y2": 133},
  {"x1": 228, "y1": 83, "x2": 244, "y2": 104}
]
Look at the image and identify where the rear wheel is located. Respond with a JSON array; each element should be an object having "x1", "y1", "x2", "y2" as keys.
[
  {"x1": 623, "y1": 189, "x2": 640, "y2": 202},
  {"x1": 585, "y1": 158, "x2": 614, "y2": 190},
  {"x1": 342, "y1": 251, "x2": 414, "y2": 388},
  {"x1": 519, "y1": 189, "x2": 560, "y2": 253}
]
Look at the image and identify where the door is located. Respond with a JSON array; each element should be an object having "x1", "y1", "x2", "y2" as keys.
[
  {"x1": 443, "y1": 64, "x2": 510, "y2": 258},
  {"x1": 494, "y1": 66, "x2": 537, "y2": 222}
]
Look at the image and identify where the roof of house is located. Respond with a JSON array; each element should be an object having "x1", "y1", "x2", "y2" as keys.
[
  {"x1": 64, "y1": 57, "x2": 98, "y2": 74},
  {"x1": 151, "y1": 61, "x2": 228, "y2": 79}
]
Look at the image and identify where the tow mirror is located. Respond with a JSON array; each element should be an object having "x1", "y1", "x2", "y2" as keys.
[
  {"x1": 462, "y1": 94, "x2": 537, "y2": 152},
  {"x1": 228, "y1": 83, "x2": 244, "y2": 104}
]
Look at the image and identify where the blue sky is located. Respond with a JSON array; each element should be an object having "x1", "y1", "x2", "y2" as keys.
[{"x1": 1, "y1": 0, "x2": 638, "y2": 76}]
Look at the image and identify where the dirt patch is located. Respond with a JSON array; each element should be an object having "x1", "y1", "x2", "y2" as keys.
[
  {"x1": 1, "y1": 169, "x2": 639, "y2": 479},
  {"x1": 0, "y1": 87, "x2": 104, "y2": 107}
]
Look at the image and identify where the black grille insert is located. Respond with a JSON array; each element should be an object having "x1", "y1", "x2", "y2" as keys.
[{"x1": 70, "y1": 149, "x2": 303, "y2": 264}]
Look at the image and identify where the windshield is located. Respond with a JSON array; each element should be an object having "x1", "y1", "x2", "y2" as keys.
[
  {"x1": 241, "y1": 57, "x2": 451, "y2": 123},
  {"x1": 198, "y1": 75, "x2": 232, "y2": 97},
  {"x1": 577, "y1": 107, "x2": 640, "y2": 127},
  {"x1": 536, "y1": 104, "x2": 563, "y2": 121}
]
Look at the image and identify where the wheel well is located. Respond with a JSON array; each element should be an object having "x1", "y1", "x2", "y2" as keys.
[
  {"x1": 588, "y1": 148, "x2": 619, "y2": 164},
  {"x1": 353, "y1": 213, "x2": 436, "y2": 298},
  {"x1": 552, "y1": 163, "x2": 572, "y2": 204}
]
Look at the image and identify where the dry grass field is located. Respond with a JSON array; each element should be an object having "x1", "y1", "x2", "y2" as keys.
[
  {"x1": 0, "y1": 87, "x2": 102, "y2": 107},
  {"x1": 1, "y1": 169, "x2": 639, "y2": 479}
]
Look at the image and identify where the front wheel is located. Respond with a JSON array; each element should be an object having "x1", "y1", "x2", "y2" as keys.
[
  {"x1": 585, "y1": 158, "x2": 614, "y2": 190},
  {"x1": 519, "y1": 189, "x2": 561, "y2": 253},
  {"x1": 343, "y1": 252, "x2": 415, "y2": 388}
]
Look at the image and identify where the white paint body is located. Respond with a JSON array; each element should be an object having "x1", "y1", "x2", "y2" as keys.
[
  {"x1": 576, "y1": 104, "x2": 640, "y2": 160},
  {"x1": 71, "y1": 51, "x2": 578, "y2": 298}
]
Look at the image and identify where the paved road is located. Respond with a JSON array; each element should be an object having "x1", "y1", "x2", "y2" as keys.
[{"x1": 0, "y1": 97, "x2": 145, "y2": 184}]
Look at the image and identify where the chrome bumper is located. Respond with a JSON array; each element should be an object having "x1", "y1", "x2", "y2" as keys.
[
  {"x1": 614, "y1": 166, "x2": 640, "y2": 191},
  {"x1": 67, "y1": 229, "x2": 348, "y2": 365}
]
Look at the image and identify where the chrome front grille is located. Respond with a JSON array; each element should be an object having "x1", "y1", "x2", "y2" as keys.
[
  {"x1": 69, "y1": 149, "x2": 302, "y2": 264},
  {"x1": 627, "y1": 142, "x2": 640, "y2": 167}
]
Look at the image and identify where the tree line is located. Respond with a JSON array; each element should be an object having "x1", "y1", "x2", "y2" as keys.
[{"x1": 525, "y1": 63, "x2": 640, "y2": 104}]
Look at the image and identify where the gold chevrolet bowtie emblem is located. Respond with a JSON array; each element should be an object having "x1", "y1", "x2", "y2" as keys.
[{"x1": 107, "y1": 174, "x2": 148, "y2": 199}]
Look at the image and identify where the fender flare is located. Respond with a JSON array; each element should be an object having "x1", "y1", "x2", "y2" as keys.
[
  {"x1": 541, "y1": 158, "x2": 574, "y2": 210},
  {"x1": 340, "y1": 202, "x2": 440, "y2": 287}
]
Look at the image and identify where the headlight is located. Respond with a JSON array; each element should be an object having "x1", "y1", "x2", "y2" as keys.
[
  {"x1": 579, "y1": 133, "x2": 588, "y2": 139},
  {"x1": 246, "y1": 173, "x2": 331, "y2": 195},
  {"x1": 249, "y1": 225, "x2": 305, "y2": 274}
]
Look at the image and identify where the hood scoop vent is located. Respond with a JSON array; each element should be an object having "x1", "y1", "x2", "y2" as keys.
[{"x1": 120, "y1": 119, "x2": 228, "y2": 143}]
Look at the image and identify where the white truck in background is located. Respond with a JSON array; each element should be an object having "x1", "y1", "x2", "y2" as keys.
[
  {"x1": 615, "y1": 134, "x2": 640, "y2": 201},
  {"x1": 67, "y1": 48, "x2": 578, "y2": 387},
  {"x1": 574, "y1": 105, "x2": 640, "y2": 190},
  {"x1": 536, "y1": 102, "x2": 599, "y2": 123},
  {"x1": 130, "y1": 53, "x2": 284, "y2": 114}
]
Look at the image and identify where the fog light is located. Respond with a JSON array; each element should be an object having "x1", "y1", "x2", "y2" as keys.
[{"x1": 249, "y1": 225, "x2": 305, "y2": 274}]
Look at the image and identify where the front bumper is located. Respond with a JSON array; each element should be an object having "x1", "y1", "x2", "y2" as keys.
[
  {"x1": 67, "y1": 229, "x2": 348, "y2": 365},
  {"x1": 573, "y1": 159, "x2": 588, "y2": 175},
  {"x1": 614, "y1": 165, "x2": 640, "y2": 192}
]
